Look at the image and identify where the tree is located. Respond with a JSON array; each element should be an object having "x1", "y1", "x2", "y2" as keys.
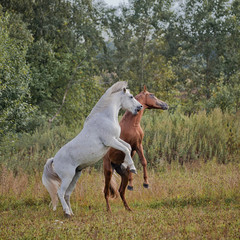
[
  {"x1": 0, "y1": 8, "x2": 38, "y2": 136},
  {"x1": 1, "y1": 0, "x2": 106, "y2": 125},
  {"x1": 99, "y1": 0, "x2": 175, "y2": 95},
  {"x1": 164, "y1": 0, "x2": 240, "y2": 113}
]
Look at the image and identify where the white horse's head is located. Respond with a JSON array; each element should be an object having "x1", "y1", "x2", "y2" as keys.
[{"x1": 120, "y1": 87, "x2": 143, "y2": 115}]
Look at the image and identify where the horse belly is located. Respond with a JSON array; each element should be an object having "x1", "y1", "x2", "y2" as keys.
[
  {"x1": 53, "y1": 124, "x2": 113, "y2": 170},
  {"x1": 82, "y1": 143, "x2": 109, "y2": 165},
  {"x1": 67, "y1": 135, "x2": 109, "y2": 168}
]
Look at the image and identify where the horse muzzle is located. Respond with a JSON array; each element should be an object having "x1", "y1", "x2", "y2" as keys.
[
  {"x1": 134, "y1": 105, "x2": 143, "y2": 115},
  {"x1": 157, "y1": 102, "x2": 169, "y2": 110}
]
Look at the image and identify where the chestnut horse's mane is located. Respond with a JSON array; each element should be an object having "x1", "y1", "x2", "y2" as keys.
[{"x1": 85, "y1": 81, "x2": 128, "y2": 123}]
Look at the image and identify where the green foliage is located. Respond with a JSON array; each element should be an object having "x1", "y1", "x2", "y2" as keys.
[
  {"x1": 0, "y1": 9, "x2": 39, "y2": 136},
  {"x1": 99, "y1": 0, "x2": 174, "y2": 93},
  {"x1": 0, "y1": 0, "x2": 106, "y2": 129},
  {"x1": 164, "y1": 0, "x2": 240, "y2": 112},
  {"x1": 61, "y1": 76, "x2": 104, "y2": 126}
]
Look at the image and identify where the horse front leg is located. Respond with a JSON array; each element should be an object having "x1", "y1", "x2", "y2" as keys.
[
  {"x1": 118, "y1": 138, "x2": 131, "y2": 152},
  {"x1": 105, "y1": 138, "x2": 137, "y2": 174},
  {"x1": 127, "y1": 150, "x2": 136, "y2": 191},
  {"x1": 136, "y1": 144, "x2": 149, "y2": 188}
]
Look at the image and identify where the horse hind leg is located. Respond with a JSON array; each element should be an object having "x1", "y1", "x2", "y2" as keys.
[
  {"x1": 104, "y1": 156, "x2": 114, "y2": 212},
  {"x1": 119, "y1": 169, "x2": 132, "y2": 211},
  {"x1": 56, "y1": 168, "x2": 76, "y2": 217},
  {"x1": 64, "y1": 169, "x2": 82, "y2": 215}
]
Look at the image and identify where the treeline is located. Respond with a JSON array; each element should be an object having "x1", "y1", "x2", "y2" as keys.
[{"x1": 0, "y1": 0, "x2": 240, "y2": 138}]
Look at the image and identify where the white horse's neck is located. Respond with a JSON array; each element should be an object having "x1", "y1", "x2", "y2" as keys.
[
  {"x1": 85, "y1": 92, "x2": 122, "y2": 124},
  {"x1": 103, "y1": 97, "x2": 121, "y2": 123}
]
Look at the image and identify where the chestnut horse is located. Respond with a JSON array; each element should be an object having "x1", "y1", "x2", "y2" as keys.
[{"x1": 103, "y1": 86, "x2": 168, "y2": 211}]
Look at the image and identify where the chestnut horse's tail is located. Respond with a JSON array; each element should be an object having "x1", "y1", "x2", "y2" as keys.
[
  {"x1": 109, "y1": 172, "x2": 119, "y2": 198},
  {"x1": 42, "y1": 158, "x2": 61, "y2": 211}
]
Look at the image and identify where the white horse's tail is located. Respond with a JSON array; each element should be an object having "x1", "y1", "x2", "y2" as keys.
[
  {"x1": 109, "y1": 172, "x2": 119, "y2": 199},
  {"x1": 42, "y1": 158, "x2": 61, "y2": 211}
]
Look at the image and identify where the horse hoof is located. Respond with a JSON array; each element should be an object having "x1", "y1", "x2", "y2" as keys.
[
  {"x1": 125, "y1": 207, "x2": 132, "y2": 211},
  {"x1": 143, "y1": 183, "x2": 149, "y2": 188},
  {"x1": 130, "y1": 169, "x2": 137, "y2": 174},
  {"x1": 64, "y1": 213, "x2": 71, "y2": 218},
  {"x1": 127, "y1": 185, "x2": 133, "y2": 191}
]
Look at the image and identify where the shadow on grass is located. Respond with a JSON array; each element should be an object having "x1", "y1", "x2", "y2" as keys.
[
  {"x1": 1, "y1": 195, "x2": 239, "y2": 212},
  {"x1": 0, "y1": 195, "x2": 49, "y2": 211},
  {"x1": 148, "y1": 196, "x2": 239, "y2": 209}
]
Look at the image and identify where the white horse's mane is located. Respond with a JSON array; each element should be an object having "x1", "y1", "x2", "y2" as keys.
[{"x1": 85, "y1": 81, "x2": 128, "y2": 122}]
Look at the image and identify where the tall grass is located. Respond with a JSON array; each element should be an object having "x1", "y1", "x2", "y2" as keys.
[
  {"x1": 0, "y1": 109, "x2": 239, "y2": 173},
  {"x1": 141, "y1": 108, "x2": 240, "y2": 167},
  {"x1": 0, "y1": 123, "x2": 83, "y2": 173}
]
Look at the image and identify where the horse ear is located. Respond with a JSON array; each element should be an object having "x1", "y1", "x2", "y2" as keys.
[
  {"x1": 144, "y1": 85, "x2": 147, "y2": 92},
  {"x1": 123, "y1": 87, "x2": 126, "y2": 93}
]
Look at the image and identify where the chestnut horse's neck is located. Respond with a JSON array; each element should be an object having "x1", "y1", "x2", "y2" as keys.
[{"x1": 120, "y1": 93, "x2": 146, "y2": 127}]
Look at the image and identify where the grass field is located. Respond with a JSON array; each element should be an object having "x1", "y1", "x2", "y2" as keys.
[{"x1": 0, "y1": 161, "x2": 240, "y2": 239}]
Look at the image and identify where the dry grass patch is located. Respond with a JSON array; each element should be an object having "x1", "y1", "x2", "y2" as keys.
[{"x1": 0, "y1": 162, "x2": 240, "y2": 239}]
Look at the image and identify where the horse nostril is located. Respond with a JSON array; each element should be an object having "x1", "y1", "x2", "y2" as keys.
[
  {"x1": 164, "y1": 104, "x2": 169, "y2": 110},
  {"x1": 137, "y1": 105, "x2": 143, "y2": 112}
]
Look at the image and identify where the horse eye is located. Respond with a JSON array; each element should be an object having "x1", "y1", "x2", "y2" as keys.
[{"x1": 130, "y1": 95, "x2": 133, "y2": 99}]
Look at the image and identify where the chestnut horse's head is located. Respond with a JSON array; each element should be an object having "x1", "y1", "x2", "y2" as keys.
[{"x1": 136, "y1": 85, "x2": 168, "y2": 110}]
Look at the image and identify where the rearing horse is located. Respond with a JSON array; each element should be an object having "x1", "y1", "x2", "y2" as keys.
[
  {"x1": 103, "y1": 86, "x2": 168, "y2": 211},
  {"x1": 42, "y1": 81, "x2": 142, "y2": 217}
]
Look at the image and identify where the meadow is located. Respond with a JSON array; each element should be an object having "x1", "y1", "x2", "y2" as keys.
[
  {"x1": 0, "y1": 161, "x2": 240, "y2": 239},
  {"x1": 0, "y1": 110, "x2": 240, "y2": 239}
]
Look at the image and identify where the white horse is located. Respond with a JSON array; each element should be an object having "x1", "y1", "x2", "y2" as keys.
[{"x1": 42, "y1": 81, "x2": 142, "y2": 217}]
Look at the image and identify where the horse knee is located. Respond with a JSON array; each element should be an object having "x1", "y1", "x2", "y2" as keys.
[
  {"x1": 142, "y1": 162, "x2": 147, "y2": 168},
  {"x1": 125, "y1": 143, "x2": 131, "y2": 152},
  {"x1": 123, "y1": 154, "x2": 133, "y2": 165}
]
